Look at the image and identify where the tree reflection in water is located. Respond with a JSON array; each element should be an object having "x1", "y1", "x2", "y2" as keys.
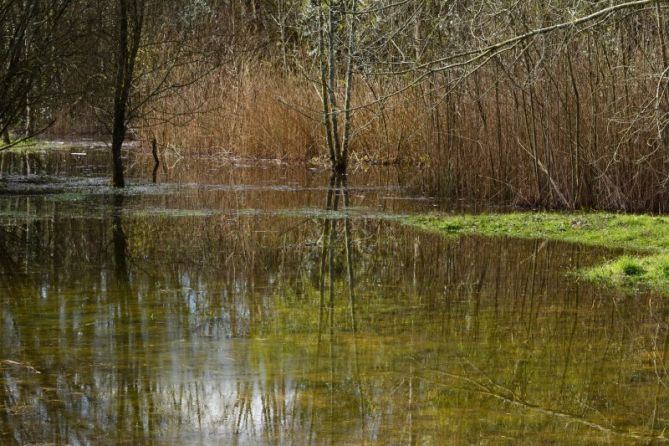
[{"x1": 0, "y1": 159, "x2": 669, "y2": 444}]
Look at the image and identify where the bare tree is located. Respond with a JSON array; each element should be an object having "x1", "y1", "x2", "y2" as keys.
[
  {"x1": 109, "y1": 0, "x2": 143, "y2": 187},
  {"x1": 0, "y1": 0, "x2": 83, "y2": 151},
  {"x1": 83, "y1": 0, "x2": 221, "y2": 187},
  {"x1": 313, "y1": 0, "x2": 358, "y2": 174}
]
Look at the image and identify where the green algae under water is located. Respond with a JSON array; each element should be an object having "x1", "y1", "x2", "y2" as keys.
[{"x1": 1, "y1": 147, "x2": 669, "y2": 445}]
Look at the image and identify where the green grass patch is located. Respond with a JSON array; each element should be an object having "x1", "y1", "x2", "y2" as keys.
[
  {"x1": 1, "y1": 138, "x2": 72, "y2": 154},
  {"x1": 584, "y1": 254, "x2": 669, "y2": 292},
  {"x1": 406, "y1": 212, "x2": 669, "y2": 294},
  {"x1": 1, "y1": 137, "x2": 41, "y2": 153}
]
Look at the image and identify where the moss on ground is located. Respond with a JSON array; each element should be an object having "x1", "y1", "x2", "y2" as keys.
[
  {"x1": 1, "y1": 138, "x2": 73, "y2": 153},
  {"x1": 406, "y1": 212, "x2": 669, "y2": 294}
]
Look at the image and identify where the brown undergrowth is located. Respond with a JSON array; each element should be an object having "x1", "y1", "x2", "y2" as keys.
[
  {"x1": 46, "y1": 2, "x2": 664, "y2": 213},
  {"x1": 139, "y1": 43, "x2": 668, "y2": 212}
]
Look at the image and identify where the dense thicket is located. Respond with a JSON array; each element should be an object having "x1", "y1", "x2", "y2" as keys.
[
  {"x1": 0, "y1": 0, "x2": 91, "y2": 143},
  {"x1": 1, "y1": 0, "x2": 668, "y2": 210}
]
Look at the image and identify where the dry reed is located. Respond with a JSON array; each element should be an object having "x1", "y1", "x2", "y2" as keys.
[{"x1": 122, "y1": 7, "x2": 669, "y2": 211}]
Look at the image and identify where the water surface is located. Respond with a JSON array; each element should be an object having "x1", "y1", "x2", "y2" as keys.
[{"x1": 1, "y1": 147, "x2": 668, "y2": 445}]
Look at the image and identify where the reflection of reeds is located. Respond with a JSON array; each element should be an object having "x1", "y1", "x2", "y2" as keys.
[{"x1": 3, "y1": 199, "x2": 669, "y2": 442}]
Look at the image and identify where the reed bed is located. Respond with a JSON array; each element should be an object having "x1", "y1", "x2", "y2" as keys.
[
  {"x1": 130, "y1": 4, "x2": 669, "y2": 211},
  {"x1": 141, "y1": 44, "x2": 666, "y2": 212}
]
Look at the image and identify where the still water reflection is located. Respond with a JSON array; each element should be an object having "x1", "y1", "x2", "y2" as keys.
[{"x1": 1, "y1": 147, "x2": 669, "y2": 445}]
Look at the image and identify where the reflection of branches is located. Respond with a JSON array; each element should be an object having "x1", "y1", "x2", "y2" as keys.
[
  {"x1": 316, "y1": 173, "x2": 367, "y2": 440},
  {"x1": 0, "y1": 227, "x2": 21, "y2": 276},
  {"x1": 0, "y1": 360, "x2": 41, "y2": 375},
  {"x1": 318, "y1": 174, "x2": 336, "y2": 346},
  {"x1": 421, "y1": 366, "x2": 669, "y2": 443},
  {"x1": 651, "y1": 323, "x2": 669, "y2": 389}
]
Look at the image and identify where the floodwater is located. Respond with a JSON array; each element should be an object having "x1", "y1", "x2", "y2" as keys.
[{"x1": 1, "y1": 146, "x2": 668, "y2": 445}]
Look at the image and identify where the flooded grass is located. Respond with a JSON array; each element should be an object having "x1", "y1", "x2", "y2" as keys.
[{"x1": 408, "y1": 212, "x2": 669, "y2": 293}]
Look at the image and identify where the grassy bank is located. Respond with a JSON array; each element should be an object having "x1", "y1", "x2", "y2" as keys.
[
  {"x1": 0, "y1": 137, "x2": 41, "y2": 153},
  {"x1": 407, "y1": 213, "x2": 669, "y2": 294}
]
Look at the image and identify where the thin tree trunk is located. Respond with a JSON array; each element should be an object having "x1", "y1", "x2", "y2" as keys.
[
  {"x1": 24, "y1": 98, "x2": 33, "y2": 138},
  {"x1": 658, "y1": 2, "x2": 669, "y2": 74},
  {"x1": 111, "y1": 0, "x2": 144, "y2": 188},
  {"x1": 111, "y1": 108, "x2": 126, "y2": 187},
  {"x1": 656, "y1": 2, "x2": 669, "y2": 145},
  {"x1": 151, "y1": 137, "x2": 159, "y2": 183},
  {"x1": 111, "y1": 0, "x2": 130, "y2": 188},
  {"x1": 495, "y1": 72, "x2": 505, "y2": 197},
  {"x1": 317, "y1": 2, "x2": 336, "y2": 164},
  {"x1": 339, "y1": 0, "x2": 359, "y2": 173},
  {"x1": 567, "y1": 50, "x2": 581, "y2": 206},
  {"x1": 327, "y1": 2, "x2": 342, "y2": 164}
]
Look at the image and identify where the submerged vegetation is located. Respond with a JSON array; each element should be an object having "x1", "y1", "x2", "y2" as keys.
[{"x1": 408, "y1": 212, "x2": 669, "y2": 294}]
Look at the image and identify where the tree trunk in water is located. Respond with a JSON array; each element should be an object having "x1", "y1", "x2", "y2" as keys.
[
  {"x1": 111, "y1": 106, "x2": 126, "y2": 188},
  {"x1": 110, "y1": 0, "x2": 134, "y2": 189},
  {"x1": 151, "y1": 137, "x2": 159, "y2": 183},
  {"x1": 339, "y1": 0, "x2": 359, "y2": 176},
  {"x1": 326, "y1": 4, "x2": 342, "y2": 163},
  {"x1": 317, "y1": 4, "x2": 336, "y2": 165}
]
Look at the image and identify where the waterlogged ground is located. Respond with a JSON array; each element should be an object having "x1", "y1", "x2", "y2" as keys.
[{"x1": 1, "y1": 146, "x2": 669, "y2": 445}]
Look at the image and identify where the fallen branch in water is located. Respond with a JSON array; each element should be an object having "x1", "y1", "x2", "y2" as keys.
[
  {"x1": 1, "y1": 359, "x2": 42, "y2": 374},
  {"x1": 421, "y1": 367, "x2": 669, "y2": 443}
]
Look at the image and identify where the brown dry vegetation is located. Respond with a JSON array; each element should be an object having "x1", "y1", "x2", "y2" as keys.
[
  {"x1": 142, "y1": 63, "x2": 322, "y2": 160},
  {"x1": 145, "y1": 28, "x2": 668, "y2": 212},
  {"x1": 33, "y1": 0, "x2": 667, "y2": 211}
]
